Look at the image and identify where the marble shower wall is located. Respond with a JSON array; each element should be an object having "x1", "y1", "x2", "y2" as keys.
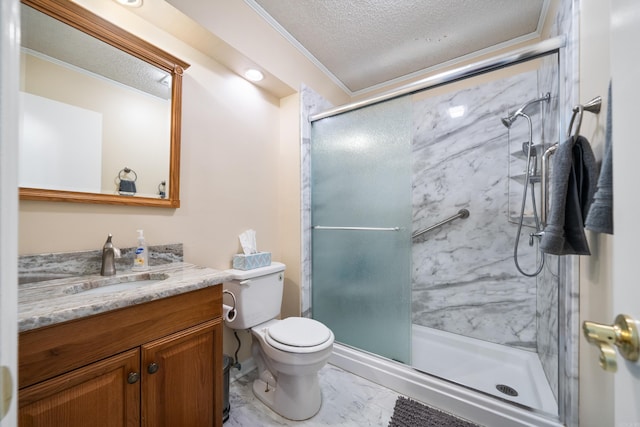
[
  {"x1": 537, "y1": 54, "x2": 561, "y2": 400},
  {"x1": 300, "y1": 84, "x2": 334, "y2": 318},
  {"x1": 411, "y1": 69, "x2": 553, "y2": 350},
  {"x1": 550, "y1": 1, "x2": 580, "y2": 425}
]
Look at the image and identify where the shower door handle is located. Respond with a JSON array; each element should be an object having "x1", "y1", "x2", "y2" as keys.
[
  {"x1": 583, "y1": 314, "x2": 639, "y2": 372},
  {"x1": 313, "y1": 226, "x2": 400, "y2": 231}
]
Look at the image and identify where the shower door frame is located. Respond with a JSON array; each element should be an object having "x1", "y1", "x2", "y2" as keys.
[{"x1": 301, "y1": 36, "x2": 578, "y2": 426}]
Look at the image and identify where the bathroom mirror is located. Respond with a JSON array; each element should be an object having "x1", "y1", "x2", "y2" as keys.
[{"x1": 19, "y1": 0, "x2": 189, "y2": 208}]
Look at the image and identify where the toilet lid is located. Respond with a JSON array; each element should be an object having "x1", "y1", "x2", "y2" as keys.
[{"x1": 267, "y1": 318, "x2": 332, "y2": 347}]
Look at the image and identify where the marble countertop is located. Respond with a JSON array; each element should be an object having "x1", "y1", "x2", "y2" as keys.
[{"x1": 18, "y1": 262, "x2": 233, "y2": 333}]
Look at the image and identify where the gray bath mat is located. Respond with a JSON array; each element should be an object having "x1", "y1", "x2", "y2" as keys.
[{"x1": 388, "y1": 396, "x2": 481, "y2": 427}]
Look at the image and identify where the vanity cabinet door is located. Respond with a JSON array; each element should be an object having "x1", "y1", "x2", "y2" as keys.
[
  {"x1": 19, "y1": 349, "x2": 140, "y2": 427},
  {"x1": 141, "y1": 319, "x2": 222, "y2": 427}
]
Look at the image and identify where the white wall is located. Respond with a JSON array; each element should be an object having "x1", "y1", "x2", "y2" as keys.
[
  {"x1": 578, "y1": 0, "x2": 614, "y2": 426},
  {"x1": 19, "y1": 91, "x2": 102, "y2": 193}
]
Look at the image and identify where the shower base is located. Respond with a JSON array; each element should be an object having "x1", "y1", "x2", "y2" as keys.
[
  {"x1": 411, "y1": 324, "x2": 558, "y2": 414},
  {"x1": 330, "y1": 343, "x2": 562, "y2": 427}
]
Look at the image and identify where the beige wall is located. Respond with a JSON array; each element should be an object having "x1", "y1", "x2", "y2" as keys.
[
  {"x1": 18, "y1": 0, "x2": 301, "y2": 361},
  {"x1": 578, "y1": 0, "x2": 614, "y2": 425},
  {"x1": 278, "y1": 93, "x2": 302, "y2": 320}
]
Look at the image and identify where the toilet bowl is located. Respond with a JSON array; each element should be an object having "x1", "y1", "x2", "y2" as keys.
[
  {"x1": 223, "y1": 262, "x2": 335, "y2": 420},
  {"x1": 250, "y1": 318, "x2": 334, "y2": 420}
]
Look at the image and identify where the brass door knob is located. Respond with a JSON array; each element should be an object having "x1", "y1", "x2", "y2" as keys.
[
  {"x1": 1, "y1": 366, "x2": 13, "y2": 421},
  {"x1": 583, "y1": 314, "x2": 639, "y2": 372}
]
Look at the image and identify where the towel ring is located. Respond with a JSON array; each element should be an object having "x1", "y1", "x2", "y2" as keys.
[
  {"x1": 116, "y1": 167, "x2": 138, "y2": 195},
  {"x1": 118, "y1": 167, "x2": 137, "y2": 182}
]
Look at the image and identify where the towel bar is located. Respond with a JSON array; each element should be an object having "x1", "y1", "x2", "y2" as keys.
[{"x1": 542, "y1": 95, "x2": 602, "y2": 227}]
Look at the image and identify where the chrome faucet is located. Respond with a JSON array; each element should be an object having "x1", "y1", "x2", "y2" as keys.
[{"x1": 100, "y1": 234, "x2": 121, "y2": 276}]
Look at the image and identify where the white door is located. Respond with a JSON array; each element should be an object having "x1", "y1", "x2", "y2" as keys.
[
  {"x1": 0, "y1": 0, "x2": 20, "y2": 425},
  {"x1": 610, "y1": 0, "x2": 640, "y2": 424}
]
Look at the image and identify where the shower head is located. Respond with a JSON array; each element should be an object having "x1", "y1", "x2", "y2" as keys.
[
  {"x1": 501, "y1": 115, "x2": 516, "y2": 128},
  {"x1": 501, "y1": 92, "x2": 551, "y2": 129}
]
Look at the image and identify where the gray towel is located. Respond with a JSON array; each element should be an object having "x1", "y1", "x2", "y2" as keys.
[
  {"x1": 540, "y1": 135, "x2": 598, "y2": 255},
  {"x1": 585, "y1": 82, "x2": 613, "y2": 234}
]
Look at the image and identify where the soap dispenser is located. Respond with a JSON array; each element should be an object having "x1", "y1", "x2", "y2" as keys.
[{"x1": 132, "y1": 229, "x2": 149, "y2": 271}]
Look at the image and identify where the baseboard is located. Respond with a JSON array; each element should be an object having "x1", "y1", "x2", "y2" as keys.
[{"x1": 229, "y1": 357, "x2": 257, "y2": 383}]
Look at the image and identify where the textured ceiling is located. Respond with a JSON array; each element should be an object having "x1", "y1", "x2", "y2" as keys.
[
  {"x1": 248, "y1": 0, "x2": 548, "y2": 94},
  {"x1": 21, "y1": 4, "x2": 171, "y2": 100}
]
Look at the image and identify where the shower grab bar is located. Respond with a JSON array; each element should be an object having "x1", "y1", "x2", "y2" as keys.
[
  {"x1": 541, "y1": 144, "x2": 557, "y2": 227},
  {"x1": 313, "y1": 226, "x2": 400, "y2": 232},
  {"x1": 412, "y1": 209, "x2": 470, "y2": 239},
  {"x1": 540, "y1": 95, "x2": 602, "y2": 227}
]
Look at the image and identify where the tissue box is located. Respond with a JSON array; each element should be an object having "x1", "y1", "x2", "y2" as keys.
[{"x1": 232, "y1": 252, "x2": 271, "y2": 270}]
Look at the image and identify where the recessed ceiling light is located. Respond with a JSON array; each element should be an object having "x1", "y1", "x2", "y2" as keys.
[
  {"x1": 244, "y1": 69, "x2": 264, "y2": 82},
  {"x1": 114, "y1": 0, "x2": 143, "y2": 8}
]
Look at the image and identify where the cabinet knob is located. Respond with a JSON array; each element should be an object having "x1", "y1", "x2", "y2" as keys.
[
  {"x1": 127, "y1": 372, "x2": 140, "y2": 384},
  {"x1": 147, "y1": 362, "x2": 159, "y2": 374}
]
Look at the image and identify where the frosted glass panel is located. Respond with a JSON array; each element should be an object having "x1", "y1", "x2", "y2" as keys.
[{"x1": 311, "y1": 97, "x2": 412, "y2": 364}]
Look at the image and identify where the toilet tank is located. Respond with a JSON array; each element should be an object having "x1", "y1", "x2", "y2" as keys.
[{"x1": 223, "y1": 262, "x2": 285, "y2": 330}]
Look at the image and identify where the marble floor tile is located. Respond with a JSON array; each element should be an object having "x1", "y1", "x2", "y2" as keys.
[{"x1": 225, "y1": 364, "x2": 399, "y2": 426}]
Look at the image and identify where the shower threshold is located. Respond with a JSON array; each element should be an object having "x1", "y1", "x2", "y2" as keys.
[{"x1": 411, "y1": 324, "x2": 558, "y2": 415}]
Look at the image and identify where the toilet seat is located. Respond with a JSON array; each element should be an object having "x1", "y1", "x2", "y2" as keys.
[{"x1": 265, "y1": 318, "x2": 333, "y2": 354}]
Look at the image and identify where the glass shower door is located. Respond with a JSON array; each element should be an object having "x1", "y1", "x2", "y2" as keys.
[{"x1": 311, "y1": 97, "x2": 412, "y2": 364}]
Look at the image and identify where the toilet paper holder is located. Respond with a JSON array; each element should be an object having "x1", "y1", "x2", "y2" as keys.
[{"x1": 222, "y1": 290, "x2": 237, "y2": 322}]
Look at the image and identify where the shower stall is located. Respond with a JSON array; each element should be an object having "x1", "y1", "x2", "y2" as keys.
[{"x1": 306, "y1": 42, "x2": 569, "y2": 426}]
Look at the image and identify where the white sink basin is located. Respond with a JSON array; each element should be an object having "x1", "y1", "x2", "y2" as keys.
[{"x1": 65, "y1": 273, "x2": 169, "y2": 295}]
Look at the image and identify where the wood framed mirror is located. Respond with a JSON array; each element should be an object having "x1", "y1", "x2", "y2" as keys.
[{"x1": 19, "y1": 0, "x2": 189, "y2": 208}]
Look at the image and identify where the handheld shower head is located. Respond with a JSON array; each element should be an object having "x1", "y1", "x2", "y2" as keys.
[{"x1": 501, "y1": 92, "x2": 551, "y2": 128}]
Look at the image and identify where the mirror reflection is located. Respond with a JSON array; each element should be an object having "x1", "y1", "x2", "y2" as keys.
[{"x1": 19, "y1": 0, "x2": 188, "y2": 207}]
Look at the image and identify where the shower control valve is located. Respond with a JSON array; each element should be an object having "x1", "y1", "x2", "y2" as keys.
[{"x1": 529, "y1": 231, "x2": 544, "y2": 246}]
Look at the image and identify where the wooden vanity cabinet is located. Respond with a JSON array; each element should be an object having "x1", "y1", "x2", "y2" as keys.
[
  {"x1": 18, "y1": 286, "x2": 223, "y2": 427},
  {"x1": 19, "y1": 348, "x2": 141, "y2": 426},
  {"x1": 142, "y1": 320, "x2": 218, "y2": 426}
]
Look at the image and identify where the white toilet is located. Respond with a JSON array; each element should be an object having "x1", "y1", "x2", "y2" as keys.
[{"x1": 223, "y1": 262, "x2": 334, "y2": 420}]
